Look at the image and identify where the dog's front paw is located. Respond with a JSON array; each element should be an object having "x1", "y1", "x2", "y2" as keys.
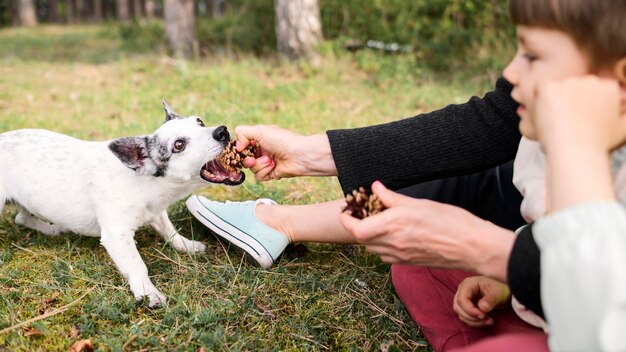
[
  {"x1": 172, "y1": 239, "x2": 207, "y2": 253},
  {"x1": 132, "y1": 285, "x2": 167, "y2": 307},
  {"x1": 145, "y1": 290, "x2": 167, "y2": 308},
  {"x1": 185, "y1": 240, "x2": 207, "y2": 253}
]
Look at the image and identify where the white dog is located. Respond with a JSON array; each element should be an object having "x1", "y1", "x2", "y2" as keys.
[{"x1": 0, "y1": 101, "x2": 244, "y2": 306}]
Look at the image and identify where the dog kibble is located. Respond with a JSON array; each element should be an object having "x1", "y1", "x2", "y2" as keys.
[
  {"x1": 218, "y1": 140, "x2": 260, "y2": 173},
  {"x1": 342, "y1": 187, "x2": 386, "y2": 219}
]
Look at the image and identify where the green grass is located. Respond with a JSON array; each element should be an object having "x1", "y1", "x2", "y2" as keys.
[{"x1": 0, "y1": 24, "x2": 498, "y2": 351}]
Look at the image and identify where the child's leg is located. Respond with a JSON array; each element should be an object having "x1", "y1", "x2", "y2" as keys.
[
  {"x1": 448, "y1": 333, "x2": 548, "y2": 352},
  {"x1": 391, "y1": 265, "x2": 489, "y2": 351},
  {"x1": 392, "y1": 264, "x2": 547, "y2": 352}
]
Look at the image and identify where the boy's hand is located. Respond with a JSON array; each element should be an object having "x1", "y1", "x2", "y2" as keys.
[
  {"x1": 452, "y1": 276, "x2": 511, "y2": 328},
  {"x1": 529, "y1": 76, "x2": 626, "y2": 211},
  {"x1": 531, "y1": 76, "x2": 626, "y2": 154}
]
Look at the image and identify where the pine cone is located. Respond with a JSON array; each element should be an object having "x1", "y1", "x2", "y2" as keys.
[
  {"x1": 218, "y1": 140, "x2": 260, "y2": 173},
  {"x1": 342, "y1": 187, "x2": 387, "y2": 219}
]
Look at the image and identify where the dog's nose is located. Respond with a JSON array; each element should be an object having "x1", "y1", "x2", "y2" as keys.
[{"x1": 212, "y1": 125, "x2": 230, "y2": 142}]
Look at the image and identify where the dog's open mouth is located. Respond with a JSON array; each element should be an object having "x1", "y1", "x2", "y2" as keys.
[{"x1": 200, "y1": 159, "x2": 245, "y2": 185}]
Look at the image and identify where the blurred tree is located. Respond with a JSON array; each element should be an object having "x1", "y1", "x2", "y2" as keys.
[
  {"x1": 17, "y1": 0, "x2": 37, "y2": 26},
  {"x1": 132, "y1": 0, "x2": 141, "y2": 18},
  {"x1": 210, "y1": 0, "x2": 222, "y2": 18},
  {"x1": 49, "y1": 0, "x2": 60, "y2": 22},
  {"x1": 65, "y1": 0, "x2": 74, "y2": 23},
  {"x1": 145, "y1": 0, "x2": 155, "y2": 19},
  {"x1": 164, "y1": 0, "x2": 196, "y2": 58},
  {"x1": 116, "y1": 0, "x2": 129, "y2": 21},
  {"x1": 275, "y1": 0, "x2": 323, "y2": 64},
  {"x1": 75, "y1": 0, "x2": 83, "y2": 22},
  {"x1": 93, "y1": 0, "x2": 102, "y2": 21}
]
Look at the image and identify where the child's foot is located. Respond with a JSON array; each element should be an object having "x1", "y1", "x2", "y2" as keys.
[{"x1": 185, "y1": 195, "x2": 289, "y2": 269}]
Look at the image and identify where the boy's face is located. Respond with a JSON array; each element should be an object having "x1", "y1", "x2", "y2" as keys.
[{"x1": 503, "y1": 26, "x2": 590, "y2": 139}]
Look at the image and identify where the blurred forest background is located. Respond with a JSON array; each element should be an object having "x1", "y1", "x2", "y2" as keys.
[
  {"x1": 1, "y1": 0, "x2": 513, "y2": 73},
  {"x1": 0, "y1": 1, "x2": 517, "y2": 351}
]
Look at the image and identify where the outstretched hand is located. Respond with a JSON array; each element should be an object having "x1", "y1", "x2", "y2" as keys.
[
  {"x1": 234, "y1": 125, "x2": 337, "y2": 181},
  {"x1": 339, "y1": 181, "x2": 515, "y2": 280}
]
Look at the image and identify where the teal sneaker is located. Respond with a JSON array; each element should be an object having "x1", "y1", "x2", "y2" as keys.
[{"x1": 186, "y1": 195, "x2": 289, "y2": 269}]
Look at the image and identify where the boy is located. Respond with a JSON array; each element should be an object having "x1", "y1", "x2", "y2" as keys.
[{"x1": 453, "y1": 0, "x2": 626, "y2": 350}]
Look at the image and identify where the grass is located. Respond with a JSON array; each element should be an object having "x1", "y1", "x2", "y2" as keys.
[{"x1": 0, "y1": 24, "x2": 499, "y2": 351}]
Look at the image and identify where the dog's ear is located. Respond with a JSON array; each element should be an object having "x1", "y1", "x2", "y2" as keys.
[
  {"x1": 109, "y1": 136, "x2": 160, "y2": 175},
  {"x1": 162, "y1": 100, "x2": 181, "y2": 122}
]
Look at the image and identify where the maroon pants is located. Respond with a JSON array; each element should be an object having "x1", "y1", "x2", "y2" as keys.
[{"x1": 391, "y1": 265, "x2": 548, "y2": 352}]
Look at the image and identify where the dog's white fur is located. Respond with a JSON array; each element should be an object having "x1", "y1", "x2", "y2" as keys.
[{"x1": 0, "y1": 102, "x2": 233, "y2": 306}]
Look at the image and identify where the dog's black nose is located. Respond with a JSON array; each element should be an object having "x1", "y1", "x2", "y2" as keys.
[{"x1": 212, "y1": 125, "x2": 230, "y2": 142}]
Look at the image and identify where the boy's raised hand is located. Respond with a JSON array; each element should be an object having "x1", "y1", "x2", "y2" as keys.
[
  {"x1": 532, "y1": 76, "x2": 626, "y2": 154},
  {"x1": 531, "y1": 76, "x2": 626, "y2": 211},
  {"x1": 452, "y1": 276, "x2": 511, "y2": 328}
]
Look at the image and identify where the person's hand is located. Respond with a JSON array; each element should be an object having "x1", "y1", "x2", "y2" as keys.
[
  {"x1": 452, "y1": 276, "x2": 511, "y2": 328},
  {"x1": 529, "y1": 76, "x2": 626, "y2": 154},
  {"x1": 528, "y1": 77, "x2": 626, "y2": 211},
  {"x1": 234, "y1": 125, "x2": 337, "y2": 181},
  {"x1": 339, "y1": 181, "x2": 516, "y2": 281}
]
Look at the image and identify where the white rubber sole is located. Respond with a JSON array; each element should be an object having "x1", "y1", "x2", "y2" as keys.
[{"x1": 185, "y1": 195, "x2": 274, "y2": 269}]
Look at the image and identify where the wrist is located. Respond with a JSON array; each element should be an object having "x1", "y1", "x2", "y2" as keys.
[
  {"x1": 297, "y1": 134, "x2": 338, "y2": 176},
  {"x1": 546, "y1": 144, "x2": 615, "y2": 211},
  {"x1": 470, "y1": 222, "x2": 516, "y2": 282}
]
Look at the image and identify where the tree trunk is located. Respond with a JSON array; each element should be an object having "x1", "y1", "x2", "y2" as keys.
[
  {"x1": 132, "y1": 0, "x2": 142, "y2": 18},
  {"x1": 65, "y1": 0, "x2": 74, "y2": 23},
  {"x1": 17, "y1": 0, "x2": 37, "y2": 26},
  {"x1": 92, "y1": 0, "x2": 102, "y2": 21},
  {"x1": 164, "y1": 0, "x2": 196, "y2": 59},
  {"x1": 210, "y1": 0, "x2": 222, "y2": 18},
  {"x1": 145, "y1": 0, "x2": 155, "y2": 19},
  {"x1": 274, "y1": 0, "x2": 323, "y2": 64},
  {"x1": 74, "y1": 0, "x2": 83, "y2": 22},
  {"x1": 116, "y1": 0, "x2": 129, "y2": 21},
  {"x1": 49, "y1": 0, "x2": 60, "y2": 23},
  {"x1": 103, "y1": 0, "x2": 114, "y2": 20}
]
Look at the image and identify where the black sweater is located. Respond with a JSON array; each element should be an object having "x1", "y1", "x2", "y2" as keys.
[{"x1": 326, "y1": 78, "x2": 545, "y2": 319}]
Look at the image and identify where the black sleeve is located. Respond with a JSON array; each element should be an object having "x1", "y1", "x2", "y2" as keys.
[
  {"x1": 507, "y1": 224, "x2": 545, "y2": 320},
  {"x1": 326, "y1": 78, "x2": 521, "y2": 195}
]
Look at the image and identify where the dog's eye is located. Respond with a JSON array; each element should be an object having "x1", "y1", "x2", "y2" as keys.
[
  {"x1": 173, "y1": 139, "x2": 186, "y2": 153},
  {"x1": 196, "y1": 118, "x2": 205, "y2": 127}
]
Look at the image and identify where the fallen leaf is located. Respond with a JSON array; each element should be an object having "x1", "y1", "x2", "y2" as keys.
[
  {"x1": 24, "y1": 326, "x2": 44, "y2": 337},
  {"x1": 39, "y1": 291, "x2": 61, "y2": 314},
  {"x1": 69, "y1": 339, "x2": 93, "y2": 352}
]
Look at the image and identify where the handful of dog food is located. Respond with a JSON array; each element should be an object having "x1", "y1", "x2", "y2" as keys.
[
  {"x1": 342, "y1": 187, "x2": 387, "y2": 219},
  {"x1": 218, "y1": 140, "x2": 260, "y2": 173}
]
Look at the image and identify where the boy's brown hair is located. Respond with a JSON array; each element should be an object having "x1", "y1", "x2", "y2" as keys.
[{"x1": 510, "y1": 0, "x2": 626, "y2": 71}]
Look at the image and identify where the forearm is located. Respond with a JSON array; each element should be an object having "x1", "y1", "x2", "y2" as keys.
[
  {"x1": 296, "y1": 134, "x2": 338, "y2": 177},
  {"x1": 327, "y1": 78, "x2": 520, "y2": 194},
  {"x1": 546, "y1": 145, "x2": 615, "y2": 211},
  {"x1": 469, "y1": 222, "x2": 516, "y2": 282}
]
